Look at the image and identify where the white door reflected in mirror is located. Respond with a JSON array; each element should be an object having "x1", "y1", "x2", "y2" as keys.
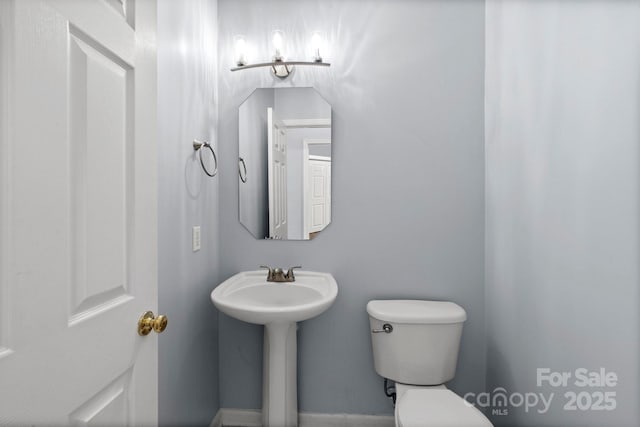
[
  {"x1": 304, "y1": 139, "x2": 331, "y2": 239},
  {"x1": 239, "y1": 87, "x2": 332, "y2": 240}
]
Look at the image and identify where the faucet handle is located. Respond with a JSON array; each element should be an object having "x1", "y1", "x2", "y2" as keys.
[
  {"x1": 285, "y1": 266, "x2": 302, "y2": 281},
  {"x1": 260, "y1": 265, "x2": 274, "y2": 281}
]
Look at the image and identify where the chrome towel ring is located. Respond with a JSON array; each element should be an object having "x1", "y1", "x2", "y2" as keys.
[
  {"x1": 238, "y1": 157, "x2": 247, "y2": 183},
  {"x1": 193, "y1": 139, "x2": 217, "y2": 177}
]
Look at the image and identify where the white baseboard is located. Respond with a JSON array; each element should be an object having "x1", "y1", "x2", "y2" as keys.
[
  {"x1": 209, "y1": 408, "x2": 224, "y2": 427},
  {"x1": 300, "y1": 412, "x2": 395, "y2": 427},
  {"x1": 210, "y1": 408, "x2": 261, "y2": 427},
  {"x1": 210, "y1": 408, "x2": 395, "y2": 427}
]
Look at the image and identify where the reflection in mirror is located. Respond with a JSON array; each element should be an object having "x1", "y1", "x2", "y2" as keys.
[{"x1": 239, "y1": 87, "x2": 332, "y2": 240}]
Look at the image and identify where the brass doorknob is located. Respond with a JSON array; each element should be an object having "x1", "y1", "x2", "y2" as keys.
[{"x1": 138, "y1": 311, "x2": 168, "y2": 336}]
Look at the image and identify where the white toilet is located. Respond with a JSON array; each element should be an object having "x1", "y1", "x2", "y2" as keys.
[{"x1": 367, "y1": 300, "x2": 493, "y2": 427}]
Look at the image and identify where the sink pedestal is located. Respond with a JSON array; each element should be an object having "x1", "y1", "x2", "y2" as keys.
[
  {"x1": 263, "y1": 322, "x2": 298, "y2": 427},
  {"x1": 211, "y1": 271, "x2": 338, "y2": 427}
]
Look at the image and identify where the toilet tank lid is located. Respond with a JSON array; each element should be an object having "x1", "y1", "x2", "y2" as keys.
[{"x1": 367, "y1": 300, "x2": 466, "y2": 324}]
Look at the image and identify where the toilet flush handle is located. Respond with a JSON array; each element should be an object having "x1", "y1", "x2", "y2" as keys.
[{"x1": 372, "y1": 323, "x2": 393, "y2": 334}]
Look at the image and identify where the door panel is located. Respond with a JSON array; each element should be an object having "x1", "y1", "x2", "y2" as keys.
[
  {"x1": 308, "y1": 160, "x2": 331, "y2": 233},
  {"x1": 267, "y1": 108, "x2": 288, "y2": 239},
  {"x1": 0, "y1": 0, "x2": 157, "y2": 424},
  {"x1": 69, "y1": 369, "x2": 133, "y2": 426},
  {"x1": 68, "y1": 24, "x2": 134, "y2": 324}
]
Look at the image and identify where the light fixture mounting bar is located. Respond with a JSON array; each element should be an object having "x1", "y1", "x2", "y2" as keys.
[{"x1": 230, "y1": 61, "x2": 331, "y2": 72}]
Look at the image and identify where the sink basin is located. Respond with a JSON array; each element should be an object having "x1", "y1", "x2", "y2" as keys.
[
  {"x1": 211, "y1": 270, "x2": 338, "y2": 427},
  {"x1": 211, "y1": 270, "x2": 337, "y2": 325}
]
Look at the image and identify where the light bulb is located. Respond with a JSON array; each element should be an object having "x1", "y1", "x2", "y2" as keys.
[
  {"x1": 311, "y1": 32, "x2": 323, "y2": 62},
  {"x1": 234, "y1": 36, "x2": 247, "y2": 66},
  {"x1": 272, "y1": 31, "x2": 284, "y2": 60}
]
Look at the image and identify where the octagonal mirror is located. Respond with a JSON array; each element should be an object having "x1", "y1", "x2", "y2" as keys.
[{"x1": 239, "y1": 87, "x2": 332, "y2": 240}]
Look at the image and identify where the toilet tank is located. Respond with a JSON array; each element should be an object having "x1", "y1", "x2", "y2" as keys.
[{"x1": 367, "y1": 300, "x2": 467, "y2": 385}]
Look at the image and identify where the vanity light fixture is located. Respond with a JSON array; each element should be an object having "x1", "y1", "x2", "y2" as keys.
[
  {"x1": 272, "y1": 30, "x2": 285, "y2": 61},
  {"x1": 230, "y1": 31, "x2": 331, "y2": 79},
  {"x1": 311, "y1": 31, "x2": 323, "y2": 62},
  {"x1": 234, "y1": 35, "x2": 247, "y2": 66}
]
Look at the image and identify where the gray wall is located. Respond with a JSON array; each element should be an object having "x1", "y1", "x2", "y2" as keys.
[
  {"x1": 485, "y1": 1, "x2": 640, "y2": 426},
  {"x1": 157, "y1": 0, "x2": 220, "y2": 425},
  {"x1": 217, "y1": 0, "x2": 485, "y2": 415}
]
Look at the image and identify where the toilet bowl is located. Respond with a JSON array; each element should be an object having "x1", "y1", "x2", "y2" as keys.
[
  {"x1": 367, "y1": 300, "x2": 493, "y2": 427},
  {"x1": 394, "y1": 384, "x2": 491, "y2": 427}
]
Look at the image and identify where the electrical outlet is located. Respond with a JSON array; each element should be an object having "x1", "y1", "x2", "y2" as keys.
[{"x1": 192, "y1": 226, "x2": 201, "y2": 252}]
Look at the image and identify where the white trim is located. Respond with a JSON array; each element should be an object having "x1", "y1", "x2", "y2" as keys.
[
  {"x1": 300, "y1": 412, "x2": 395, "y2": 427},
  {"x1": 208, "y1": 409, "x2": 223, "y2": 427},
  {"x1": 211, "y1": 408, "x2": 262, "y2": 427},
  {"x1": 281, "y1": 118, "x2": 331, "y2": 129},
  {"x1": 0, "y1": 0, "x2": 12, "y2": 357},
  {"x1": 267, "y1": 107, "x2": 275, "y2": 239},
  {"x1": 309, "y1": 155, "x2": 331, "y2": 162},
  {"x1": 211, "y1": 408, "x2": 394, "y2": 427}
]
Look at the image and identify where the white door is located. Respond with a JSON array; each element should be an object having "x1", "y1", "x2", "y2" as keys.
[
  {"x1": 307, "y1": 158, "x2": 331, "y2": 236},
  {"x1": 0, "y1": 0, "x2": 158, "y2": 425},
  {"x1": 267, "y1": 107, "x2": 288, "y2": 240}
]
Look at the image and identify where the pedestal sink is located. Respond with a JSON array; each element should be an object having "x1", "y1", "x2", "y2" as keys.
[{"x1": 211, "y1": 270, "x2": 338, "y2": 427}]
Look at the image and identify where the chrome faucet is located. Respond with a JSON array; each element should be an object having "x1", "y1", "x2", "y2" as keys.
[{"x1": 260, "y1": 265, "x2": 301, "y2": 282}]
